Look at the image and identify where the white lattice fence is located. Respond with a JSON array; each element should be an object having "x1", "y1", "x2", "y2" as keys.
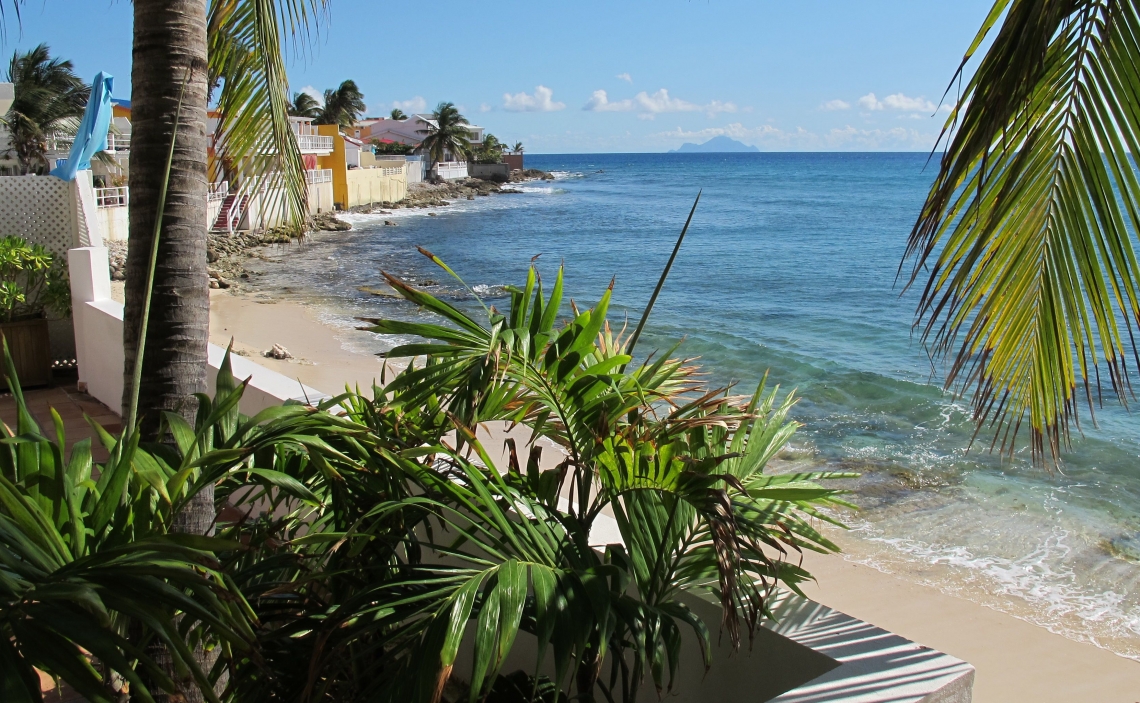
[
  {"x1": 0, "y1": 175, "x2": 91, "y2": 363},
  {"x1": 0, "y1": 176, "x2": 80, "y2": 258}
]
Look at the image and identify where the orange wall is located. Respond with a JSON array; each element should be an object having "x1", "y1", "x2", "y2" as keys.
[{"x1": 317, "y1": 124, "x2": 349, "y2": 208}]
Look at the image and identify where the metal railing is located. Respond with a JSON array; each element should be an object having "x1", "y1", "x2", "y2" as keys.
[
  {"x1": 95, "y1": 186, "x2": 129, "y2": 208},
  {"x1": 305, "y1": 168, "x2": 333, "y2": 184},
  {"x1": 296, "y1": 134, "x2": 335, "y2": 152}
]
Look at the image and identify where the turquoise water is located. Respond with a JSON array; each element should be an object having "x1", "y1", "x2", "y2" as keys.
[{"x1": 248, "y1": 153, "x2": 1140, "y2": 658}]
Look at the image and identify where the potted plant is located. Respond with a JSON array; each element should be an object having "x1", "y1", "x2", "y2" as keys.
[{"x1": 0, "y1": 236, "x2": 70, "y2": 388}]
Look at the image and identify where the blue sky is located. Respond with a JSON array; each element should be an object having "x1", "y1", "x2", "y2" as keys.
[{"x1": 8, "y1": 0, "x2": 995, "y2": 153}]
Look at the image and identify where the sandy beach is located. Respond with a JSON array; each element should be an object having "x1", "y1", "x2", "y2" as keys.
[{"x1": 209, "y1": 289, "x2": 1140, "y2": 702}]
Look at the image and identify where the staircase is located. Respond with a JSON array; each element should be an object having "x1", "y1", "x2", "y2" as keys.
[{"x1": 211, "y1": 192, "x2": 250, "y2": 233}]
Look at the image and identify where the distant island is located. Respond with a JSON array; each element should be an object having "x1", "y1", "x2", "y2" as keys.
[{"x1": 669, "y1": 136, "x2": 759, "y2": 153}]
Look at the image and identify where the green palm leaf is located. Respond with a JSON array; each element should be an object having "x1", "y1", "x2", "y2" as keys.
[{"x1": 904, "y1": 0, "x2": 1140, "y2": 461}]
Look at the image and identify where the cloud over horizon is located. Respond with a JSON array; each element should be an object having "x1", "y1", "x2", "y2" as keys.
[
  {"x1": 857, "y1": 92, "x2": 938, "y2": 113},
  {"x1": 503, "y1": 85, "x2": 566, "y2": 112},
  {"x1": 584, "y1": 89, "x2": 737, "y2": 119}
]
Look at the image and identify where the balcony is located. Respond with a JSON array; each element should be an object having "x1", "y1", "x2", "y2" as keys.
[
  {"x1": 305, "y1": 168, "x2": 333, "y2": 184},
  {"x1": 296, "y1": 134, "x2": 334, "y2": 153}
]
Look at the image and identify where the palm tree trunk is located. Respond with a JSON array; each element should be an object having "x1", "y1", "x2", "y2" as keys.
[{"x1": 126, "y1": 1, "x2": 213, "y2": 701}]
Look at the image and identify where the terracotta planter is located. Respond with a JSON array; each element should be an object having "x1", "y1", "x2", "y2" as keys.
[{"x1": 0, "y1": 316, "x2": 51, "y2": 389}]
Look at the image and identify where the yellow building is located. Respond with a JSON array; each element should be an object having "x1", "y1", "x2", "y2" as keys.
[{"x1": 317, "y1": 125, "x2": 407, "y2": 209}]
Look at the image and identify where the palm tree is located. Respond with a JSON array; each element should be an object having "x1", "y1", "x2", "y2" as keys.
[
  {"x1": 316, "y1": 79, "x2": 365, "y2": 127},
  {"x1": 903, "y1": 0, "x2": 1140, "y2": 464},
  {"x1": 289, "y1": 90, "x2": 322, "y2": 118},
  {"x1": 2, "y1": 44, "x2": 89, "y2": 174},
  {"x1": 418, "y1": 101, "x2": 472, "y2": 174},
  {"x1": 124, "y1": 0, "x2": 319, "y2": 699},
  {"x1": 512, "y1": 140, "x2": 523, "y2": 154},
  {"x1": 389, "y1": 107, "x2": 407, "y2": 120}
]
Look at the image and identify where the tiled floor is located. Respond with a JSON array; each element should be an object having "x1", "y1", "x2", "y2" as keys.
[{"x1": 0, "y1": 376, "x2": 121, "y2": 463}]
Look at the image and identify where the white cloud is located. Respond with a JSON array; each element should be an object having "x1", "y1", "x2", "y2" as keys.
[
  {"x1": 858, "y1": 92, "x2": 936, "y2": 113},
  {"x1": 822, "y1": 99, "x2": 850, "y2": 111},
  {"x1": 392, "y1": 96, "x2": 427, "y2": 114},
  {"x1": 616, "y1": 72, "x2": 633, "y2": 83},
  {"x1": 299, "y1": 85, "x2": 322, "y2": 102},
  {"x1": 503, "y1": 85, "x2": 566, "y2": 112},
  {"x1": 479, "y1": 103, "x2": 492, "y2": 113},
  {"x1": 584, "y1": 89, "x2": 737, "y2": 119}
]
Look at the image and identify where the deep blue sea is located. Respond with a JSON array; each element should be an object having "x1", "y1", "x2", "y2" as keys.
[{"x1": 250, "y1": 153, "x2": 1140, "y2": 659}]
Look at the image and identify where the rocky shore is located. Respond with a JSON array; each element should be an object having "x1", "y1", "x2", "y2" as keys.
[{"x1": 106, "y1": 169, "x2": 555, "y2": 290}]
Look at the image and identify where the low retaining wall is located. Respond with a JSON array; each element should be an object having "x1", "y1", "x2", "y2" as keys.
[
  {"x1": 468, "y1": 163, "x2": 510, "y2": 181},
  {"x1": 344, "y1": 168, "x2": 407, "y2": 208},
  {"x1": 68, "y1": 247, "x2": 331, "y2": 417}
]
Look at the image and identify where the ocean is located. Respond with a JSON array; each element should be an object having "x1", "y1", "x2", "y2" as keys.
[{"x1": 243, "y1": 152, "x2": 1140, "y2": 660}]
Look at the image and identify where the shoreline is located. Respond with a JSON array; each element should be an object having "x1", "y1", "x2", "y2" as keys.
[{"x1": 208, "y1": 290, "x2": 1140, "y2": 701}]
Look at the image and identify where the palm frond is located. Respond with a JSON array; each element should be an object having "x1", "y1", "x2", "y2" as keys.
[
  {"x1": 207, "y1": 0, "x2": 328, "y2": 232},
  {"x1": 904, "y1": 0, "x2": 1140, "y2": 461}
]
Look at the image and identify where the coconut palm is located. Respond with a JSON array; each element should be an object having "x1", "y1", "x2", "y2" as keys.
[
  {"x1": 512, "y1": 140, "x2": 523, "y2": 154},
  {"x1": 123, "y1": 1, "x2": 322, "y2": 699},
  {"x1": 2, "y1": 44, "x2": 89, "y2": 174},
  {"x1": 316, "y1": 79, "x2": 365, "y2": 127},
  {"x1": 903, "y1": 0, "x2": 1140, "y2": 463},
  {"x1": 288, "y1": 91, "x2": 322, "y2": 119},
  {"x1": 418, "y1": 101, "x2": 472, "y2": 173},
  {"x1": 389, "y1": 107, "x2": 406, "y2": 120}
]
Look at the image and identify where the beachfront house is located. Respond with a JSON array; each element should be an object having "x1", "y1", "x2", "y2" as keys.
[
  {"x1": 353, "y1": 113, "x2": 484, "y2": 180},
  {"x1": 205, "y1": 115, "x2": 409, "y2": 229}
]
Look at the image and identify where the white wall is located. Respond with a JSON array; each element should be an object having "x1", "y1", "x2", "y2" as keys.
[
  {"x1": 434, "y1": 162, "x2": 468, "y2": 180},
  {"x1": 96, "y1": 205, "x2": 129, "y2": 241},
  {"x1": 69, "y1": 247, "x2": 331, "y2": 418}
]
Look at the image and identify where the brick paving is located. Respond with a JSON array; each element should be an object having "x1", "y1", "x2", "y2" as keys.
[{"x1": 0, "y1": 376, "x2": 121, "y2": 463}]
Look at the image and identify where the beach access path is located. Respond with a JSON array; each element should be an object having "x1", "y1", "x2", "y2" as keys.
[{"x1": 208, "y1": 290, "x2": 1140, "y2": 703}]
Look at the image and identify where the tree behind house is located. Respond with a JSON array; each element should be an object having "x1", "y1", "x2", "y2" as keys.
[{"x1": 3, "y1": 44, "x2": 88, "y2": 174}]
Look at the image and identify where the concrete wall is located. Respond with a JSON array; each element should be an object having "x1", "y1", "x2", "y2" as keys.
[
  {"x1": 68, "y1": 247, "x2": 331, "y2": 418},
  {"x1": 96, "y1": 205, "x2": 129, "y2": 241},
  {"x1": 345, "y1": 168, "x2": 407, "y2": 208},
  {"x1": 405, "y1": 157, "x2": 425, "y2": 185},
  {"x1": 307, "y1": 180, "x2": 334, "y2": 214},
  {"x1": 469, "y1": 163, "x2": 510, "y2": 181},
  {"x1": 503, "y1": 154, "x2": 523, "y2": 171}
]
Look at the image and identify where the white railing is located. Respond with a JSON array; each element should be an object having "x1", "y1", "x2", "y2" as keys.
[
  {"x1": 208, "y1": 181, "x2": 230, "y2": 202},
  {"x1": 45, "y1": 134, "x2": 74, "y2": 153},
  {"x1": 105, "y1": 133, "x2": 130, "y2": 151},
  {"x1": 94, "y1": 186, "x2": 129, "y2": 208},
  {"x1": 296, "y1": 134, "x2": 335, "y2": 152},
  {"x1": 434, "y1": 161, "x2": 468, "y2": 180},
  {"x1": 305, "y1": 168, "x2": 333, "y2": 184}
]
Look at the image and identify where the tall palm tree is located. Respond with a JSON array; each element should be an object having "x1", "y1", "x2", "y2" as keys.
[
  {"x1": 124, "y1": 0, "x2": 321, "y2": 699},
  {"x1": 418, "y1": 101, "x2": 472, "y2": 173},
  {"x1": 2, "y1": 44, "x2": 89, "y2": 174},
  {"x1": 904, "y1": 0, "x2": 1140, "y2": 463},
  {"x1": 289, "y1": 90, "x2": 322, "y2": 118},
  {"x1": 317, "y1": 79, "x2": 365, "y2": 127},
  {"x1": 389, "y1": 107, "x2": 406, "y2": 120},
  {"x1": 512, "y1": 140, "x2": 523, "y2": 154}
]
